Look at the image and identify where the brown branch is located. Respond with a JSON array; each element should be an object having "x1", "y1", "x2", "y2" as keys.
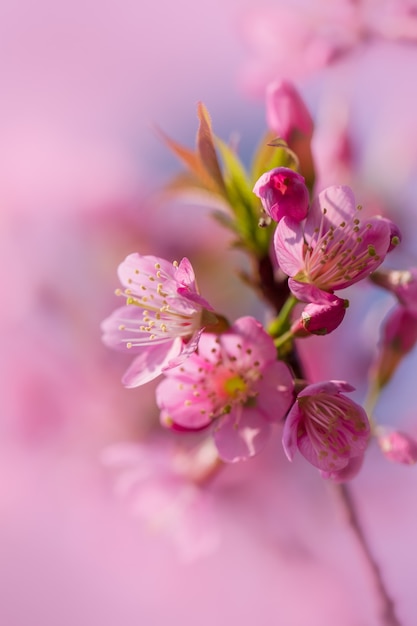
[{"x1": 334, "y1": 484, "x2": 402, "y2": 626}]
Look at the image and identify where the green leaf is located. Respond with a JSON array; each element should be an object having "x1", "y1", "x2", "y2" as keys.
[{"x1": 251, "y1": 132, "x2": 299, "y2": 183}]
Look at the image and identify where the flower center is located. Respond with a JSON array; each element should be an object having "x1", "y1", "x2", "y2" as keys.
[{"x1": 224, "y1": 375, "x2": 248, "y2": 398}]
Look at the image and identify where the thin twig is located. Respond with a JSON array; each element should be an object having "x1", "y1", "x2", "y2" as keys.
[{"x1": 334, "y1": 483, "x2": 402, "y2": 626}]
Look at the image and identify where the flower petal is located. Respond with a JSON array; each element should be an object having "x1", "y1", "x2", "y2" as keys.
[
  {"x1": 282, "y1": 403, "x2": 302, "y2": 461},
  {"x1": 274, "y1": 216, "x2": 305, "y2": 276},
  {"x1": 255, "y1": 360, "x2": 294, "y2": 422},
  {"x1": 305, "y1": 185, "x2": 356, "y2": 241},
  {"x1": 213, "y1": 407, "x2": 271, "y2": 462},
  {"x1": 122, "y1": 338, "x2": 182, "y2": 387}
]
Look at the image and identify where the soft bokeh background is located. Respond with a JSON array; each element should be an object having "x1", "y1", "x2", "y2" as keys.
[{"x1": 2, "y1": 1, "x2": 417, "y2": 624}]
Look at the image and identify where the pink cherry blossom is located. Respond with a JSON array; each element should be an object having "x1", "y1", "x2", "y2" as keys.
[
  {"x1": 266, "y1": 80, "x2": 313, "y2": 142},
  {"x1": 156, "y1": 316, "x2": 294, "y2": 463},
  {"x1": 238, "y1": 2, "x2": 359, "y2": 94},
  {"x1": 282, "y1": 381, "x2": 370, "y2": 473},
  {"x1": 102, "y1": 438, "x2": 220, "y2": 561},
  {"x1": 274, "y1": 185, "x2": 398, "y2": 301},
  {"x1": 101, "y1": 253, "x2": 216, "y2": 387},
  {"x1": 239, "y1": 1, "x2": 417, "y2": 95},
  {"x1": 253, "y1": 167, "x2": 309, "y2": 223}
]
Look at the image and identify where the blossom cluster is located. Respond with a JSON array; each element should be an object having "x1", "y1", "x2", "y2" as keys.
[{"x1": 102, "y1": 84, "x2": 417, "y2": 487}]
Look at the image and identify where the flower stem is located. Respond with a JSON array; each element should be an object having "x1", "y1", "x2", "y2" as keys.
[
  {"x1": 268, "y1": 294, "x2": 298, "y2": 337},
  {"x1": 333, "y1": 483, "x2": 402, "y2": 626}
]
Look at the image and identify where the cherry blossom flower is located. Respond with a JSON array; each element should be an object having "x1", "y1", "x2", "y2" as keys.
[
  {"x1": 253, "y1": 167, "x2": 309, "y2": 223},
  {"x1": 239, "y1": 1, "x2": 417, "y2": 95},
  {"x1": 101, "y1": 253, "x2": 217, "y2": 387},
  {"x1": 274, "y1": 185, "x2": 399, "y2": 302},
  {"x1": 156, "y1": 316, "x2": 294, "y2": 463},
  {"x1": 282, "y1": 381, "x2": 370, "y2": 473},
  {"x1": 102, "y1": 438, "x2": 220, "y2": 561}
]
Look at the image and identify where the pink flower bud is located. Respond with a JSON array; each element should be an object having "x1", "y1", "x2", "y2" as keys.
[
  {"x1": 266, "y1": 80, "x2": 313, "y2": 142},
  {"x1": 371, "y1": 306, "x2": 417, "y2": 388},
  {"x1": 377, "y1": 429, "x2": 417, "y2": 465},
  {"x1": 291, "y1": 291, "x2": 348, "y2": 337},
  {"x1": 253, "y1": 167, "x2": 309, "y2": 222}
]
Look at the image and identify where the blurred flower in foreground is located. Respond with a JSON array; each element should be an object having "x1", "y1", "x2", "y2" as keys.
[
  {"x1": 370, "y1": 267, "x2": 417, "y2": 388},
  {"x1": 101, "y1": 253, "x2": 217, "y2": 387},
  {"x1": 239, "y1": 0, "x2": 417, "y2": 94},
  {"x1": 156, "y1": 316, "x2": 294, "y2": 462},
  {"x1": 282, "y1": 381, "x2": 370, "y2": 475},
  {"x1": 102, "y1": 438, "x2": 220, "y2": 561}
]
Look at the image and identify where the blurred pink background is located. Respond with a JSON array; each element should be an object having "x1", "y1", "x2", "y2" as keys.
[{"x1": 2, "y1": 1, "x2": 417, "y2": 625}]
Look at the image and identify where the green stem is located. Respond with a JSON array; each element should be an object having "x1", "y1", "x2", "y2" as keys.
[
  {"x1": 363, "y1": 380, "x2": 382, "y2": 433},
  {"x1": 268, "y1": 295, "x2": 298, "y2": 338},
  {"x1": 274, "y1": 329, "x2": 295, "y2": 350}
]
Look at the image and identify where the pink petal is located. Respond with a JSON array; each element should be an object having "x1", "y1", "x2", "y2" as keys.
[
  {"x1": 122, "y1": 338, "x2": 182, "y2": 387},
  {"x1": 175, "y1": 257, "x2": 196, "y2": 287},
  {"x1": 282, "y1": 403, "x2": 302, "y2": 461},
  {"x1": 274, "y1": 217, "x2": 305, "y2": 276},
  {"x1": 319, "y1": 454, "x2": 364, "y2": 482},
  {"x1": 255, "y1": 360, "x2": 294, "y2": 422},
  {"x1": 213, "y1": 407, "x2": 271, "y2": 462},
  {"x1": 297, "y1": 380, "x2": 355, "y2": 399},
  {"x1": 297, "y1": 429, "x2": 349, "y2": 472},
  {"x1": 101, "y1": 305, "x2": 154, "y2": 352},
  {"x1": 165, "y1": 330, "x2": 203, "y2": 369},
  {"x1": 305, "y1": 185, "x2": 356, "y2": 240},
  {"x1": 117, "y1": 253, "x2": 176, "y2": 289}
]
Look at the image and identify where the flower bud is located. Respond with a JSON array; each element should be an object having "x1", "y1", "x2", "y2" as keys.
[
  {"x1": 372, "y1": 306, "x2": 417, "y2": 388},
  {"x1": 266, "y1": 80, "x2": 313, "y2": 142},
  {"x1": 376, "y1": 428, "x2": 417, "y2": 465},
  {"x1": 253, "y1": 166, "x2": 309, "y2": 222},
  {"x1": 291, "y1": 293, "x2": 348, "y2": 337}
]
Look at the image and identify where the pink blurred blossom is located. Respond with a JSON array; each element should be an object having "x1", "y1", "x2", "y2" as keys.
[
  {"x1": 266, "y1": 80, "x2": 313, "y2": 142},
  {"x1": 102, "y1": 438, "x2": 220, "y2": 561},
  {"x1": 376, "y1": 428, "x2": 417, "y2": 465}
]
